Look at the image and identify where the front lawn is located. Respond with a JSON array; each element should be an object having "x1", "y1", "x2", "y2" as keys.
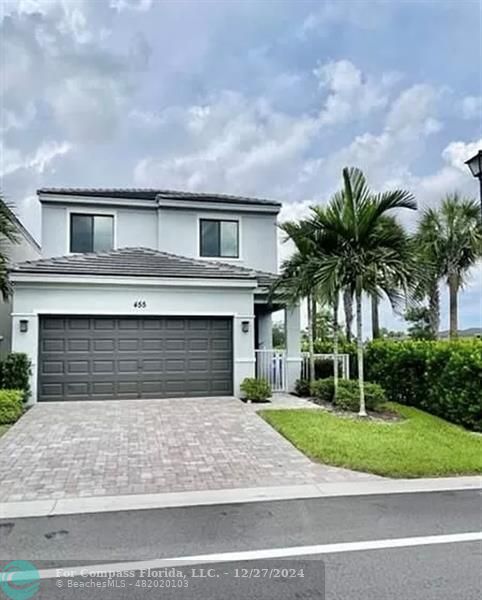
[{"x1": 260, "y1": 403, "x2": 482, "y2": 478}]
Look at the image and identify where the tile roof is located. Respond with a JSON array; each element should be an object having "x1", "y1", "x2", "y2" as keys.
[
  {"x1": 37, "y1": 187, "x2": 282, "y2": 208},
  {"x1": 11, "y1": 247, "x2": 277, "y2": 287}
]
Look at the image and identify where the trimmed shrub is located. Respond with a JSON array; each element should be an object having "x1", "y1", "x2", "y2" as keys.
[
  {"x1": 295, "y1": 379, "x2": 311, "y2": 397},
  {"x1": 240, "y1": 377, "x2": 272, "y2": 402},
  {"x1": 366, "y1": 339, "x2": 482, "y2": 431},
  {"x1": 1, "y1": 353, "x2": 32, "y2": 402},
  {"x1": 310, "y1": 377, "x2": 386, "y2": 412},
  {"x1": 333, "y1": 380, "x2": 386, "y2": 412},
  {"x1": 311, "y1": 378, "x2": 335, "y2": 403},
  {"x1": 0, "y1": 389, "x2": 24, "y2": 424}
]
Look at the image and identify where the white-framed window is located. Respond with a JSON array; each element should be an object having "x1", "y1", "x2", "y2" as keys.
[
  {"x1": 199, "y1": 219, "x2": 239, "y2": 258},
  {"x1": 70, "y1": 213, "x2": 114, "y2": 253}
]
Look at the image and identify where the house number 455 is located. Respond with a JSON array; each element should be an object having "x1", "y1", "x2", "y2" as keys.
[{"x1": 133, "y1": 300, "x2": 147, "y2": 308}]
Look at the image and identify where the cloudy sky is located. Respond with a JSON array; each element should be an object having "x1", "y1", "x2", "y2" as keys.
[{"x1": 1, "y1": 0, "x2": 481, "y2": 332}]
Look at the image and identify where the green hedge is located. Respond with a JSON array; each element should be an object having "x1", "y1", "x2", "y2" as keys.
[
  {"x1": 0, "y1": 353, "x2": 32, "y2": 403},
  {"x1": 0, "y1": 389, "x2": 24, "y2": 424},
  {"x1": 366, "y1": 340, "x2": 482, "y2": 431}
]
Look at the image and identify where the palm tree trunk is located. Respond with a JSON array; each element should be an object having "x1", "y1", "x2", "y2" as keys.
[
  {"x1": 307, "y1": 294, "x2": 315, "y2": 383},
  {"x1": 312, "y1": 297, "x2": 317, "y2": 344},
  {"x1": 333, "y1": 294, "x2": 339, "y2": 401},
  {"x1": 343, "y1": 288, "x2": 353, "y2": 342},
  {"x1": 356, "y1": 285, "x2": 367, "y2": 416},
  {"x1": 371, "y1": 294, "x2": 380, "y2": 339},
  {"x1": 448, "y1": 275, "x2": 458, "y2": 339},
  {"x1": 428, "y1": 282, "x2": 440, "y2": 339}
]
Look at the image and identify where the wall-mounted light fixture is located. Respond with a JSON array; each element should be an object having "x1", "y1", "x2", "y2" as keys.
[
  {"x1": 19, "y1": 319, "x2": 29, "y2": 333},
  {"x1": 241, "y1": 320, "x2": 250, "y2": 333}
]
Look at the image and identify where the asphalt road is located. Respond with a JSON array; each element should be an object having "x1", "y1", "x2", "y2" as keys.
[{"x1": 1, "y1": 490, "x2": 481, "y2": 599}]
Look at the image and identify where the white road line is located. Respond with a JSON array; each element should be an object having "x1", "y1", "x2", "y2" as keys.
[{"x1": 24, "y1": 531, "x2": 482, "y2": 581}]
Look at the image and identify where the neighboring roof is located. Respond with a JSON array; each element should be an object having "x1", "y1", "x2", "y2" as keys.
[
  {"x1": 37, "y1": 188, "x2": 282, "y2": 208},
  {"x1": 10, "y1": 247, "x2": 277, "y2": 288}
]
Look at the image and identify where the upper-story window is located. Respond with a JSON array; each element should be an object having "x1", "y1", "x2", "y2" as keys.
[
  {"x1": 70, "y1": 214, "x2": 114, "y2": 253},
  {"x1": 200, "y1": 219, "x2": 239, "y2": 258}
]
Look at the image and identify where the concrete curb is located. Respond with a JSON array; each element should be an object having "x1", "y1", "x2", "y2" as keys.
[{"x1": 1, "y1": 476, "x2": 480, "y2": 520}]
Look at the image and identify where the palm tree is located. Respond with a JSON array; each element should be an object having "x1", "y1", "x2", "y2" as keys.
[
  {"x1": 310, "y1": 168, "x2": 416, "y2": 415},
  {"x1": 0, "y1": 195, "x2": 20, "y2": 301},
  {"x1": 370, "y1": 216, "x2": 414, "y2": 339},
  {"x1": 416, "y1": 194, "x2": 482, "y2": 338}
]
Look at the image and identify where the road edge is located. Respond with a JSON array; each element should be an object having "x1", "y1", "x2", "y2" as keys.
[{"x1": 1, "y1": 476, "x2": 481, "y2": 520}]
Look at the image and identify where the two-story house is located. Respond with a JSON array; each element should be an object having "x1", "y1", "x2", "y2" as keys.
[{"x1": 10, "y1": 189, "x2": 301, "y2": 403}]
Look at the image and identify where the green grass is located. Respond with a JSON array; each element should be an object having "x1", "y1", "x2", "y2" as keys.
[{"x1": 260, "y1": 403, "x2": 482, "y2": 478}]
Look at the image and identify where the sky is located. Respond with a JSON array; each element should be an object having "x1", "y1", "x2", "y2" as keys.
[{"x1": 1, "y1": 0, "x2": 481, "y2": 333}]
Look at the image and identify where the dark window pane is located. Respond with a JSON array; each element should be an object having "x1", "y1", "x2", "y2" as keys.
[
  {"x1": 71, "y1": 215, "x2": 93, "y2": 252},
  {"x1": 93, "y1": 216, "x2": 113, "y2": 252},
  {"x1": 200, "y1": 220, "x2": 219, "y2": 257},
  {"x1": 220, "y1": 221, "x2": 238, "y2": 257}
]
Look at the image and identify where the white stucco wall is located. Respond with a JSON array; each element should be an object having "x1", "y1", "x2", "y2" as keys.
[
  {"x1": 12, "y1": 280, "x2": 256, "y2": 403},
  {"x1": 41, "y1": 204, "x2": 158, "y2": 257},
  {"x1": 41, "y1": 202, "x2": 278, "y2": 273},
  {"x1": 158, "y1": 208, "x2": 278, "y2": 272}
]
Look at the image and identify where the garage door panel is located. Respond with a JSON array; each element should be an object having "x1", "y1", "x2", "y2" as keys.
[
  {"x1": 67, "y1": 338, "x2": 90, "y2": 352},
  {"x1": 38, "y1": 316, "x2": 233, "y2": 401},
  {"x1": 93, "y1": 339, "x2": 115, "y2": 352},
  {"x1": 66, "y1": 382, "x2": 89, "y2": 396},
  {"x1": 67, "y1": 360, "x2": 89, "y2": 374},
  {"x1": 42, "y1": 339, "x2": 65, "y2": 352},
  {"x1": 41, "y1": 360, "x2": 63, "y2": 374},
  {"x1": 69, "y1": 318, "x2": 90, "y2": 330}
]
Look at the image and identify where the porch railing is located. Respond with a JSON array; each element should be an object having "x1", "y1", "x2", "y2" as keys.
[
  {"x1": 301, "y1": 353, "x2": 350, "y2": 380},
  {"x1": 255, "y1": 349, "x2": 286, "y2": 392}
]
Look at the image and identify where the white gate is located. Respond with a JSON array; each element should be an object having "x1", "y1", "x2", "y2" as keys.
[{"x1": 255, "y1": 350, "x2": 286, "y2": 392}]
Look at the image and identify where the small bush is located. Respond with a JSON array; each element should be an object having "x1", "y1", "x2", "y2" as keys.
[
  {"x1": 310, "y1": 377, "x2": 386, "y2": 412},
  {"x1": 1, "y1": 353, "x2": 31, "y2": 403},
  {"x1": 333, "y1": 380, "x2": 386, "y2": 412},
  {"x1": 0, "y1": 389, "x2": 24, "y2": 424},
  {"x1": 295, "y1": 379, "x2": 311, "y2": 397},
  {"x1": 310, "y1": 378, "x2": 334, "y2": 403},
  {"x1": 240, "y1": 377, "x2": 272, "y2": 402}
]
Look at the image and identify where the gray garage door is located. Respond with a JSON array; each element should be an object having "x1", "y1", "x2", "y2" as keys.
[{"x1": 38, "y1": 316, "x2": 233, "y2": 401}]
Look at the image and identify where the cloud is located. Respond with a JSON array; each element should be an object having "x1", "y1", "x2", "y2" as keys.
[
  {"x1": 134, "y1": 91, "x2": 320, "y2": 197},
  {"x1": 1, "y1": 140, "x2": 71, "y2": 177},
  {"x1": 110, "y1": 0, "x2": 153, "y2": 12},
  {"x1": 460, "y1": 96, "x2": 482, "y2": 120},
  {"x1": 315, "y1": 60, "x2": 398, "y2": 126}
]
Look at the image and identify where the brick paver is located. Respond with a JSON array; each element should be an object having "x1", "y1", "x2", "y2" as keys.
[{"x1": 0, "y1": 397, "x2": 376, "y2": 502}]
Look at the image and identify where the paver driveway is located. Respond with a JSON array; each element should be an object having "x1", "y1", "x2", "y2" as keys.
[{"x1": 0, "y1": 397, "x2": 375, "y2": 502}]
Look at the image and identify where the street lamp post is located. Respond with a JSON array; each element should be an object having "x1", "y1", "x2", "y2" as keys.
[{"x1": 465, "y1": 149, "x2": 482, "y2": 217}]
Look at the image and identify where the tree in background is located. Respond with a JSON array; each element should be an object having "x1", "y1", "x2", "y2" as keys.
[
  {"x1": 272, "y1": 322, "x2": 285, "y2": 348},
  {"x1": 404, "y1": 306, "x2": 435, "y2": 340},
  {"x1": 416, "y1": 194, "x2": 482, "y2": 339},
  {"x1": 0, "y1": 196, "x2": 20, "y2": 301}
]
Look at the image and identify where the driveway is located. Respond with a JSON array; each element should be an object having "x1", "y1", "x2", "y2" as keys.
[{"x1": 0, "y1": 397, "x2": 376, "y2": 503}]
